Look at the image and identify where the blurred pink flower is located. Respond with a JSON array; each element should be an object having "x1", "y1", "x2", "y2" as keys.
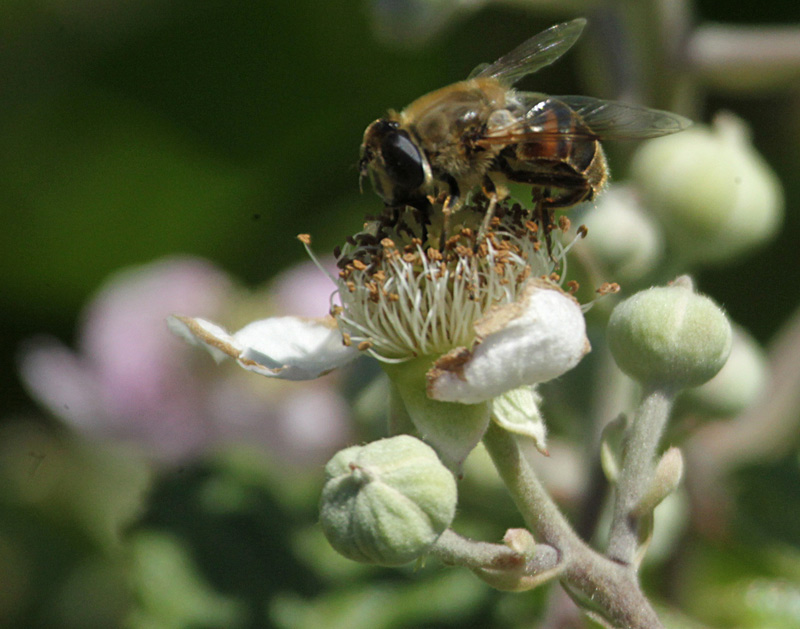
[
  {"x1": 271, "y1": 259, "x2": 340, "y2": 318},
  {"x1": 18, "y1": 256, "x2": 351, "y2": 464}
]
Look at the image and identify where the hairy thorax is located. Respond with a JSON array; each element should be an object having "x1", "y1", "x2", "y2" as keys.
[{"x1": 399, "y1": 78, "x2": 508, "y2": 185}]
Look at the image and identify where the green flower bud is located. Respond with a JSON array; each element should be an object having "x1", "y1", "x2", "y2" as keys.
[
  {"x1": 631, "y1": 113, "x2": 783, "y2": 266},
  {"x1": 319, "y1": 435, "x2": 457, "y2": 566},
  {"x1": 607, "y1": 277, "x2": 733, "y2": 389},
  {"x1": 578, "y1": 186, "x2": 664, "y2": 283}
]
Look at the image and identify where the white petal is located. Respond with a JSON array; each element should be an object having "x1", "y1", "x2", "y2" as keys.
[
  {"x1": 427, "y1": 280, "x2": 589, "y2": 404},
  {"x1": 167, "y1": 316, "x2": 241, "y2": 363},
  {"x1": 233, "y1": 317, "x2": 358, "y2": 379},
  {"x1": 168, "y1": 315, "x2": 357, "y2": 380}
]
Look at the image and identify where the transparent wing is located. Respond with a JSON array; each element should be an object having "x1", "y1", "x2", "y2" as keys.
[
  {"x1": 471, "y1": 19, "x2": 587, "y2": 86},
  {"x1": 556, "y1": 95, "x2": 693, "y2": 139},
  {"x1": 478, "y1": 94, "x2": 692, "y2": 145}
]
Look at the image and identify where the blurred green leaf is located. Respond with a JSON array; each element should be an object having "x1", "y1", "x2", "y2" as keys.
[
  {"x1": 128, "y1": 531, "x2": 245, "y2": 629},
  {"x1": 269, "y1": 569, "x2": 487, "y2": 629}
]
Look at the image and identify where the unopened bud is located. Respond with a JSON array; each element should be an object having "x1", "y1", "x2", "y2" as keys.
[
  {"x1": 503, "y1": 528, "x2": 537, "y2": 555},
  {"x1": 578, "y1": 186, "x2": 664, "y2": 282},
  {"x1": 607, "y1": 277, "x2": 732, "y2": 389},
  {"x1": 319, "y1": 435, "x2": 457, "y2": 566},
  {"x1": 631, "y1": 113, "x2": 782, "y2": 266}
]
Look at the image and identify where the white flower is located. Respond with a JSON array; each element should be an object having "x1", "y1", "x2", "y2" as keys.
[{"x1": 169, "y1": 202, "x2": 590, "y2": 467}]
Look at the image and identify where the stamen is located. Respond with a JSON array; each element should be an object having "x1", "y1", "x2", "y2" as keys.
[
  {"x1": 298, "y1": 233, "x2": 339, "y2": 285},
  {"x1": 581, "y1": 281, "x2": 622, "y2": 312},
  {"x1": 331, "y1": 200, "x2": 566, "y2": 361}
]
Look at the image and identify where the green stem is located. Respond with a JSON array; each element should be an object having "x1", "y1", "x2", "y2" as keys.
[
  {"x1": 483, "y1": 422, "x2": 581, "y2": 551},
  {"x1": 606, "y1": 386, "x2": 675, "y2": 564},
  {"x1": 483, "y1": 422, "x2": 662, "y2": 628},
  {"x1": 432, "y1": 529, "x2": 526, "y2": 570},
  {"x1": 432, "y1": 528, "x2": 563, "y2": 592},
  {"x1": 620, "y1": 0, "x2": 697, "y2": 113}
]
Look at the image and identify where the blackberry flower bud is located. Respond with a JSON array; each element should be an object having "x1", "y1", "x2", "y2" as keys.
[
  {"x1": 319, "y1": 435, "x2": 457, "y2": 566},
  {"x1": 607, "y1": 277, "x2": 732, "y2": 389},
  {"x1": 578, "y1": 186, "x2": 664, "y2": 283},
  {"x1": 631, "y1": 112, "x2": 783, "y2": 265}
]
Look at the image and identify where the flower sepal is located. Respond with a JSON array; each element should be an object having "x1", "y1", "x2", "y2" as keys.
[
  {"x1": 491, "y1": 387, "x2": 548, "y2": 455},
  {"x1": 383, "y1": 358, "x2": 491, "y2": 474}
]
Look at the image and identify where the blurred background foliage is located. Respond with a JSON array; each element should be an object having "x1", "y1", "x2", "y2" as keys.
[
  {"x1": 4, "y1": 0, "x2": 800, "y2": 407},
  {"x1": 2, "y1": 0, "x2": 800, "y2": 627}
]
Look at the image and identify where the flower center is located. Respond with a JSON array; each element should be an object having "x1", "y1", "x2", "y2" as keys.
[{"x1": 332, "y1": 201, "x2": 566, "y2": 361}]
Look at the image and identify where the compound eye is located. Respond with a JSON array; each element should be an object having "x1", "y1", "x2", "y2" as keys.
[{"x1": 381, "y1": 132, "x2": 425, "y2": 192}]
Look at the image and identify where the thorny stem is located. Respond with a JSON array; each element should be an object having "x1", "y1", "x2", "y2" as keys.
[
  {"x1": 482, "y1": 422, "x2": 662, "y2": 628},
  {"x1": 607, "y1": 386, "x2": 674, "y2": 565}
]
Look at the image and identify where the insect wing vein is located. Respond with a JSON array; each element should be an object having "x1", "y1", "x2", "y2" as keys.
[
  {"x1": 556, "y1": 95, "x2": 693, "y2": 139},
  {"x1": 473, "y1": 18, "x2": 587, "y2": 86}
]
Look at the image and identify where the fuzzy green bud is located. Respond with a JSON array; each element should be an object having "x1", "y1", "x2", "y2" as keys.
[
  {"x1": 578, "y1": 186, "x2": 664, "y2": 283},
  {"x1": 631, "y1": 112, "x2": 783, "y2": 266},
  {"x1": 319, "y1": 435, "x2": 457, "y2": 566},
  {"x1": 607, "y1": 277, "x2": 732, "y2": 389}
]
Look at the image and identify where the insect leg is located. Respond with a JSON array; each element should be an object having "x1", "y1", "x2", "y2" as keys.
[
  {"x1": 531, "y1": 187, "x2": 557, "y2": 261},
  {"x1": 542, "y1": 184, "x2": 593, "y2": 209},
  {"x1": 408, "y1": 197, "x2": 433, "y2": 244},
  {"x1": 477, "y1": 176, "x2": 508, "y2": 242},
  {"x1": 440, "y1": 175, "x2": 461, "y2": 249}
]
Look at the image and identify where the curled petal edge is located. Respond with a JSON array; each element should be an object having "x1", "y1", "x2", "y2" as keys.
[{"x1": 167, "y1": 314, "x2": 358, "y2": 380}]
